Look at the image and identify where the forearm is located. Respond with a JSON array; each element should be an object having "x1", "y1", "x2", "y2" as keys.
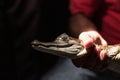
[{"x1": 69, "y1": 14, "x2": 97, "y2": 38}]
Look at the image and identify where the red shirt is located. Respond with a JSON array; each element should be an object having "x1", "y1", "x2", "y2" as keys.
[{"x1": 69, "y1": 0, "x2": 120, "y2": 44}]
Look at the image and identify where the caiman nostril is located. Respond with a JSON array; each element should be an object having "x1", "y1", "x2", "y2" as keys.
[{"x1": 31, "y1": 40, "x2": 40, "y2": 46}]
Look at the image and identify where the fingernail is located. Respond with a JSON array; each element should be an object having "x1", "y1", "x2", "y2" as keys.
[{"x1": 100, "y1": 50, "x2": 107, "y2": 60}]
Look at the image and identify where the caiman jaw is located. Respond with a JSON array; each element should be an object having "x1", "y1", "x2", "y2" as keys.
[{"x1": 31, "y1": 39, "x2": 85, "y2": 59}]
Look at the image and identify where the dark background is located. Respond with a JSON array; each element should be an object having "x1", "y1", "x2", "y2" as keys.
[{"x1": 0, "y1": 0, "x2": 70, "y2": 80}]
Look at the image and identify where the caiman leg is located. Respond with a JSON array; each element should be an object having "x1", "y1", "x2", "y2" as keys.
[{"x1": 31, "y1": 33, "x2": 120, "y2": 73}]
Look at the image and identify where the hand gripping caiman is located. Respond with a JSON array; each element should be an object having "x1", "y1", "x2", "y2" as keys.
[{"x1": 31, "y1": 33, "x2": 120, "y2": 73}]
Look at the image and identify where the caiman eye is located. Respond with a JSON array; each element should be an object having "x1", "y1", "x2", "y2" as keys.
[
  {"x1": 61, "y1": 36, "x2": 69, "y2": 41},
  {"x1": 55, "y1": 33, "x2": 69, "y2": 43}
]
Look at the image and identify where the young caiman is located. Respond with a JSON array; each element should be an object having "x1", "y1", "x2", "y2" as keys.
[{"x1": 31, "y1": 33, "x2": 120, "y2": 73}]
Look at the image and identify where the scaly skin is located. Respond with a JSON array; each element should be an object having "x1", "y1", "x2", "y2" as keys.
[{"x1": 31, "y1": 33, "x2": 120, "y2": 73}]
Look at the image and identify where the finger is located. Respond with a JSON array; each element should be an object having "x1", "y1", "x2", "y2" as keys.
[
  {"x1": 94, "y1": 36, "x2": 107, "y2": 52},
  {"x1": 95, "y1": 38, "x2": 107, "y2": 60},
  {"x1": 99, "y1": 36, "x2": 108, "y2": 46},
  {"x1": 99, "y1": 50, "x2": 107, "y2": 60},
  {"x1": 79, "y1": 32, "x2": 94, "y2": 48}
]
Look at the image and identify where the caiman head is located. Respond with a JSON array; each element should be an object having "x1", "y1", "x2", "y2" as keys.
[{"x1": 31, "y1": 33, "x2": 87, "y2": 59}]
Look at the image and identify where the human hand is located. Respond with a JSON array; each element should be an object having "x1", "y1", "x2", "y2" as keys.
[
  {"x1": 79, "y1": 31, "x2": 108, "y2": 60},
  {"x1": 72, "y1": 31, "x2": 108, "y2": 70}
]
